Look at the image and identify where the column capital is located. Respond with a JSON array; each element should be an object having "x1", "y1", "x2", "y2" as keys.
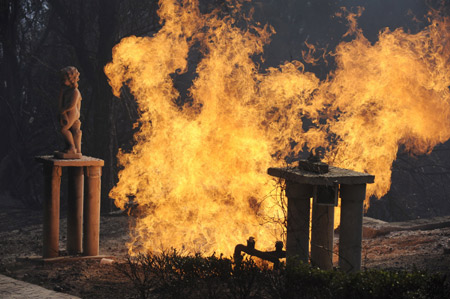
[
  {"x1": 44, "y1": 165, "x2": 62, "y2": 177},
  {"x1": 85, "y1": 166, "x2": 102, "y2": 178},
  {"x1": 340, "y1": 184, "x2": 366, "y2": 202},
  {"x1": 285, "y1": 182, "x2": 313, "y2": 199}
]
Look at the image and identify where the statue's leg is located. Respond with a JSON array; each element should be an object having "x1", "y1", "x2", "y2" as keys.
[
  {"x1": 61, "y1": 115, "x2": 76, "y2": 153},
  {"x1": 61, "y1": 126, "x2": 76, "y2": 153},
  {"x1": 71, "y1": 120, "x2": 82, "y2": 154}
]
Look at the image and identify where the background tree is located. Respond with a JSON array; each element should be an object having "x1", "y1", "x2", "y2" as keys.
[
  {"x1": 1, "y1": 0, "x2": 160, "y2": 212},
  {"x1": 0, "y1": 0, "x2": 449, "y2": 220}
]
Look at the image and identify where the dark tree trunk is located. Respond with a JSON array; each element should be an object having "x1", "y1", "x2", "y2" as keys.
[
  {"x1": 0, "y1": 0, "x2": 20, "y2": 109},
  {"x1": 93, "y1": 0, "x2": 120, "y2": 213}
]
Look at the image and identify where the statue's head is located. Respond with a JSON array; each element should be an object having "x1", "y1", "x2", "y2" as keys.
[{"x1": 60, "y1": 66, "x2": 80, "y2": 88}]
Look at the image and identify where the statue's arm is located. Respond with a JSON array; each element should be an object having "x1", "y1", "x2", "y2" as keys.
[{"x1": 61, "y1": 89, "x2": 81, "y2": 114}]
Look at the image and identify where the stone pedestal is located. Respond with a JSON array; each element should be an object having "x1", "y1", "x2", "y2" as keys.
[
  {"x1": 268, "y1": 166, "x2": 374, "y2": 272},
  {"x1": 310, "y1": 204, "x2": 334, "y2": 269},
  {"x1": 43, "y1": 165, "x2": 62, "y2": 258},
  {"x1": 36, "y1": 155, "x2": 104, "y2": 259},
  {"x1": 67, "y1": 167, "x2": 83, "y2": 254},
  {"x1": 339, "y1": 184, "x2": 366, "y2": 272},
  {"x1": 285, "y1": 183, "x2": 312, "y2": 262},
  {"x1": 83, "y1": 166, "x2": 102, "y2": 256}
]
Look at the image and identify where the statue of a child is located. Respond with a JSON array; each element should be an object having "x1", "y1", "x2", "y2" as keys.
[{"x1": 55, "y1": 66, "x2": 82, "y2": 159}]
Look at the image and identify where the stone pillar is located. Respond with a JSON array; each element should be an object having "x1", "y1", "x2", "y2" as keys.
[
  {"x1": 310, "y1": 203, "x2": 334, "y2": 270},
  {"x1": 339, "y1": 184, "x2": 366, "y2": 272},
  {"x1": 43, "y1": 165, "x2": 62, "y2": 258},
  {"x1": 83, "y1": 166, "x2": 102, "y2": 256},
  {"x1": 67, "y1": 167, "x2": 84, "y2": 254},
  {"x1": 285, "y1": 183, "x2": 312, "y2": 262}
]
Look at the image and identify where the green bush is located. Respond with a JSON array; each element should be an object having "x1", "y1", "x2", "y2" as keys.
[
  {"x1": 116, "y1": 252, "x2": 449, "y2": 299},
  {"x1": 266, "y1": 257, "x2": 449, "y2": 299}
]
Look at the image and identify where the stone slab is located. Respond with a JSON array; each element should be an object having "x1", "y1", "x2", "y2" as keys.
[
  {"x1": 18, "y1": 255, "x2": 114, "y2": 264},
  {"x1": 268, "y1": 166, "x2": 374, "y2": 185},
  {"x1": 35, "y1": 155, "x2": 104, "y2": 167},
  {"x1": 0, "y1": 274, "x2": 79, "y2": 299},
  {"x1": 361, "y1": 215, "x2": 450, "y2": 238}
]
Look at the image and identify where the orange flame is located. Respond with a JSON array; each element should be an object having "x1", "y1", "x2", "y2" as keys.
[
  {"x1": 105, "y1": 0, "x2": 450, "y2": 255},
  {"x1": 310, "y1": 10, "x2": 450, "y2": 204}
]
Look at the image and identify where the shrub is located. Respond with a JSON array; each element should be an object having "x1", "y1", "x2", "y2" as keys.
[{"x1": 117, "y1": 252, "x2": 449, "y2": 299}]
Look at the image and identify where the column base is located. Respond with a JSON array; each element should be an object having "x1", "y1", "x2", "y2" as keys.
[{"x1": 54, "y1": 151, "x2": 82, "y2": 159}]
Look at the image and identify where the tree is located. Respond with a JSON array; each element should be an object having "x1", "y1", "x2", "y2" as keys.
[{"x1": 0, "y1": 0, "x2": 160, "y2": 211}]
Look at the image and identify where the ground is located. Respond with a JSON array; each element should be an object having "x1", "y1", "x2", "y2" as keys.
[{"x1": 0, "y1": 208, "x2": 449, "y2": 298}]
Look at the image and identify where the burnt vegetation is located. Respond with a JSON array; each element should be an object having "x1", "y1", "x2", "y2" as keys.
[{"x1": 116, "y1": 251, "x2": 449, "y2": 299}]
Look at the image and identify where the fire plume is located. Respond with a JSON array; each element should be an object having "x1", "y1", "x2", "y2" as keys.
[
  {"x1": 310, "y1": 9, "x2": 450, "y2": 202},
  {"x1": 105, "y1": 0, "x2": 450, "y2": 255}
]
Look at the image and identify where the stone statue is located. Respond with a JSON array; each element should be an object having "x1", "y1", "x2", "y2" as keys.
[{"x1": 54, "y1": 66, "x2": 82, "y2": 159}]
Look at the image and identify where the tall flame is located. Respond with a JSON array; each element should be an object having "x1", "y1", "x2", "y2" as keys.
[
  {"x1": 105, "y1": 0, "x2": 450, "y2": 255},
  {"x1": 310, "y1": 9, "x2": 450, "y2": 202}
]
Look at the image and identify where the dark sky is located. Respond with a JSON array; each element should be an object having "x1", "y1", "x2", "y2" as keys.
[{"x1": 246, "y1": 0, "x2": 432, "y2": 74}]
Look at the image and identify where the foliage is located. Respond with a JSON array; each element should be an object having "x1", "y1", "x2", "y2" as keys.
[
  {"x1": 268, "y1": 257, "x2": 449, "y2": 299},
  {"x1": 116, "y1": 251, "x2": 449, "y2": 299}
]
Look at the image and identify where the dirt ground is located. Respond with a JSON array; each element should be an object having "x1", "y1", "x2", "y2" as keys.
[{"x1": 1, "y1": 208, "x2": 450, "y2": 298}]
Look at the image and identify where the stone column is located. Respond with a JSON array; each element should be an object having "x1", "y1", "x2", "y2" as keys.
[
  {"x1": 67, "y1": 167, "x2": 84, "y2": 254},
  {"x1": 43, "y1": 165, "x2": 62, "y2": 258},
  {"x1": 83, "y1": 166, "x2": 102, "y2": 256},
  {"x1": 285, "y1": 183, "x2": 312, "y2": 262},
  {"x1": 310, "y1": 203, "x2": 334, "y2": 270},
  {"x1": 339, "y1": 184, "x2": 366, "y2": 272}
]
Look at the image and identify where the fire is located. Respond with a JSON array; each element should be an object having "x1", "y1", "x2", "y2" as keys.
[
  {"x1": 310, "y1": 9, "x2": 450, "y2": 204},
  {"x1": 105, "y1": 0, "x2": 450, "y2": 256}
]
